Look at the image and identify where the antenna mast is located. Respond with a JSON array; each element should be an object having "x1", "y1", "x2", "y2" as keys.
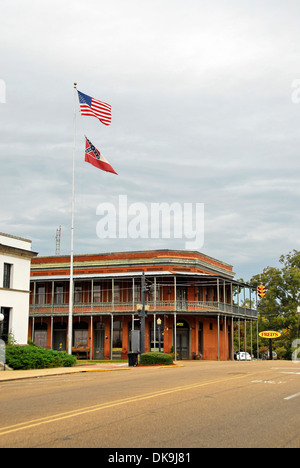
[{"x1": 55, "y1": 226, "x2": 61, "y2": 255}]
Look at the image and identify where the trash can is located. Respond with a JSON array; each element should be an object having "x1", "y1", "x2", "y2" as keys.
[{"x1": 128, "y1": 352, "x2": 139, "y2": 367}]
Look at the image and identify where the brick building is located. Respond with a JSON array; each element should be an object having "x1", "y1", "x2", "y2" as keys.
[{"x1": 29, "y1": 250, "x2": 257, "y2": 360}]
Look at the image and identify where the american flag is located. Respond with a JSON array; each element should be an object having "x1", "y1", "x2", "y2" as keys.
[{"x1": 77, "y1": 90, "x2": 111, "y2": 126}]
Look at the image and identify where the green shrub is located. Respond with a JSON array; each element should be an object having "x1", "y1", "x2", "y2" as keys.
[
  {"x1": 6, "y1": 345, "x2": 76, "y2": 370},
  {"x1": 140, "y1": 352, "x2": 173, "y2": 365}
]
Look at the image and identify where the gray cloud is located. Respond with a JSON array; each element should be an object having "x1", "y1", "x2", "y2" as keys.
[{"x1": 1, "y1": 0, "x2": 300, "y2": 280}]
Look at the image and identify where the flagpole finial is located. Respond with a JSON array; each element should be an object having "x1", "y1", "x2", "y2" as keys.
[{"x1": 74, "y1": 82, "x2": 77, "y2": 88}]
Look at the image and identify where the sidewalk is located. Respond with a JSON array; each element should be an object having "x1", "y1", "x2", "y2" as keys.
[
  {"x1": 0, "y1": 361, "x2": 182, "y2": 382},
  {"x1": 0, "y1": 362, "x2": 132, "y2": 382}
]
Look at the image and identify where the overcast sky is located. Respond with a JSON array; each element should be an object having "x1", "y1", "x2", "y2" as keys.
[{"x1": 1, "y1": 0, "x2": 300, "y2": 280}]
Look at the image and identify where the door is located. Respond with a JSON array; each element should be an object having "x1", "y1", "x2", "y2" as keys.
[
  {"x1": 53, "y1": 330, "x2": 66, "y2": 351},
  {"x1": 177, "y1": 287, "x2": 188, "y2": 310},
  {"x1": 175, "y1": 319, "x2": 190, "y2": 359},
  {"x1": 0, "y1": 308, "x2": 10, "y2": 342},
  {"x1": 177, "y1": 330, "x2": 189, "y2": 359},
  {"x1": 94, "y1": 323, "x2": 105, "y2": 359}
]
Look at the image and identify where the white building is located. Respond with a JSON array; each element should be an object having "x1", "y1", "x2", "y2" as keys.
[{"x1": 0, "y1": 233, "x2": 37, "y2": 344}]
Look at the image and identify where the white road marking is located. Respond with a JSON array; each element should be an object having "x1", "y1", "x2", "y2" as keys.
[
  {"x1": 252, "y1": 380, "x2": 285, "y2": 385},
  {"x1": 281, "y1": 372, "x2": 300, "y2": 375},
  {"x1": 284, "y1": 392, "x2": 300, "y2": 401}
]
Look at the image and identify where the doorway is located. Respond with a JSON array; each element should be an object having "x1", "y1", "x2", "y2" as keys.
[
  {"x1": 53, "y1": 322, "x2": 67, "y2": 351},
  {"x1": 175, "y1": 319, "x2": 190, "y2": 360},
  {"x1": 177, "y1": 287, "x2": 188, "y2": 311},
  {"x1": 0, "y1": 307, "x2": 10, "y2": 342},
  {"x1": 94, "y1": 322, "x2": 105, "y2": 359},
  {"x1": 34, "y1": 322, "x2": 48, "y2": 348}
]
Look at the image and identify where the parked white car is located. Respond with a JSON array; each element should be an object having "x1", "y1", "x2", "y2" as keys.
[{"x1": 236, "y1": 352, "x2": 252, "y2": 361}]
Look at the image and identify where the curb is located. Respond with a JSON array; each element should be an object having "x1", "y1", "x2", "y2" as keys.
[{"x1": 0, "y1": 363, "x2": 184, "y2": 382}]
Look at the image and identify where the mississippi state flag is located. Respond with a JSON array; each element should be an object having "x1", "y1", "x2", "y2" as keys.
[
  {"x1": 85, "y1": 137, "x2": 117, "y2": 175},
  {"x1": 78, "y1": 90, "x2": 111, "y2": 126}
]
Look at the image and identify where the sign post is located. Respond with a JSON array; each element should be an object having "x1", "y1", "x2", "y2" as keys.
[{"x1": 259, "y1": 331, "x2": 281, "y2": 360}]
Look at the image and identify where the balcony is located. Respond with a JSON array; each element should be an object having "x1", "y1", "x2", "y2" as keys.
[{"x1": 30, "y1": 300, "x2": 257, "y2": 319}]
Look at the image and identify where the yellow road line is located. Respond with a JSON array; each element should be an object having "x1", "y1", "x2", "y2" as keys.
[{"x1": 0, "y1": 373, "x2": 252, "y2": 436}]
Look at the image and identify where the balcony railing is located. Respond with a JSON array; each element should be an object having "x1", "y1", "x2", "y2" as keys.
[{"x1": 30, "y1": 300, "x2": 257, "y2": 319}]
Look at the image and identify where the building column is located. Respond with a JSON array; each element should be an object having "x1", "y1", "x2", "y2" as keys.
[
  {"x1": 174, "y1": 276, "x2": 177, "y2": 310},
  {"x1": 174, "y1": 312, "x2": 177, "y2": 362},
  {"x1": 50, "y1": 315, "x2": 53, "y2": 350},
  {"x1": 217, "y1": 315, "x2": 220, "y2": 361},
  {"x1": 110, "y1": 314, "x2": 113, "y2": 360},
  {"x1": 231, "y1": 317, "x2": 234, "y2": 361},
  {"x1": 90, "y1": 315, "x2": 93, "y2": 360},
  {"x1": 224, "y1": 315, "x2": 227, "y2": 361}
]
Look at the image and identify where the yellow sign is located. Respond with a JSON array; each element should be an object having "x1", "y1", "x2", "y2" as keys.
[{"x1": 259, "y1": 331, "x2": 281, "y2": 339}]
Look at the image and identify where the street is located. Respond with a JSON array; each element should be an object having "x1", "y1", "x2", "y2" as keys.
[{"x1": 0, "y1": 360, "x2": 299, "y2": 449}]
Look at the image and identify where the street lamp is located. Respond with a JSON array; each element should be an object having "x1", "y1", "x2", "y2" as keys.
[{"x1": 157, "y1": 318, "x2": 162, "y2": 353}]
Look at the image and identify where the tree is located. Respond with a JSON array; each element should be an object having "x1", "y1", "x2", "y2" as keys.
[{"x1": 250, "y1": 250, "x2": 300, "y2": 359}]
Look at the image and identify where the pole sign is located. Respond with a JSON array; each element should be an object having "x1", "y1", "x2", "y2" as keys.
[{"x1": 259, "y1": 331, "x2": 281, "y2": 339}]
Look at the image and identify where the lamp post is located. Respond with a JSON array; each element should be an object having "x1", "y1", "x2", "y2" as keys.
[
  {"x1": 137, "y1": 271, "x2": 147, "y2": 354},
  {"x1": 157, "y1": 318, "x2": 162, "y2": 353}
]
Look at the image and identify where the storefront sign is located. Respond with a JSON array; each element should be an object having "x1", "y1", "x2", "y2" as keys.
[{"x1": 259, "y1": 331, "x2": 281, "y2": 339}]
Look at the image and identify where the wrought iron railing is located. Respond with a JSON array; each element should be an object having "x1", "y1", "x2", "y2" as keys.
[{"x1": 30, "y1": 300, "x2": 257, "y2": 318}]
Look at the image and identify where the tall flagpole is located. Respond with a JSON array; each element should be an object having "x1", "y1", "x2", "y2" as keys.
[{"x1": 68, "y1": 82, "x2": 77, "y2": 355}]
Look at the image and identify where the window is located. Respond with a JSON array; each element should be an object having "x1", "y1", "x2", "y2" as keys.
[
  {"x1": 205, "y1": 288, "x2": 209, "y2": 302},
  {"x1": 74, "y1": 284, "x2": 82, "y2": 303},
  {"x1": 112, "y1": 320, "x2": 123, "y2": 359},
  {"x1": 37, "y1": 284, "x2": 46, "y2": 304},
  {"x1": 3, "y1": 263, "x2": 12, "y2": 288},
  {"x1": 34, "y1": 323, "x2": 48, "y2": 348},
  {"x1": 134, "y1": 284, "x2": 141, "y2": 302},
  {"x1": 149, "y1": 320, "x2": 164, "y2": 352},
  {"x1": 55, "y1": 284, "x2": 64, "y2": 305},
  {"x1": 114, "y1": 283, "x2": 120, "y2": 302},
  {"x1": 93, "y1": 283, "x2": 101, "y2": 303},
  {"x1": 150, "y1": 283, "x2": 161, "y2": 301},
  {"x1": 113, "y1": 320, "x2": 123, "y2": 348},
  {"x1": 74, "y1": 329, "x2": 89, "y2": 347},
  {"x1": 198, "y1": 322, "x2": 203, "y2": 354},
  {"x1": 73, "y1": 322, "x2": 89, "y2": 347}
]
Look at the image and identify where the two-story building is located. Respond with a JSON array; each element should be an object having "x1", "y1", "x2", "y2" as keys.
[
  {"x1": 29, "y1": 249, "x2": 257, "y2": 360},
  {"x1": 0, "y1": 233, "x2": 37, "y2": 344}
]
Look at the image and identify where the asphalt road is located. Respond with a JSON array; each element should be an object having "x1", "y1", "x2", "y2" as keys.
[{"x1": 0, "y1": 360, "x2": 299, "y2": 449}]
